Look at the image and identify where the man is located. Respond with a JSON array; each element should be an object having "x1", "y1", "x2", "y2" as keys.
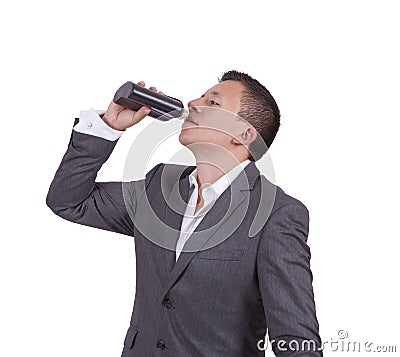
[{"x1": 46, "y1": 71, "x2": 322, "y2": 356}]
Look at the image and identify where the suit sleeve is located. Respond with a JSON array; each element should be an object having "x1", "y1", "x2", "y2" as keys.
[
  {"x1": 256, "y1": 202, "x2": 323, "y2": 356},
  {"x1": 46, "y1": 118, "x2": 161, "y2": 237}
]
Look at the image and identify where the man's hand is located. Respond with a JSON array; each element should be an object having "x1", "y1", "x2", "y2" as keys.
[{"x1": 102, "y1": 81, "x2": 164, "y2": 131}]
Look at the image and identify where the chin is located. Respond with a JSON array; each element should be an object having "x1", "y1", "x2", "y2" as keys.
[{"x1": 178, "y1": 132, "x2": 191, "y2": 146}]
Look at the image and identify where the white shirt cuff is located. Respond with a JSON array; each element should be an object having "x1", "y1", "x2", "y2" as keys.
[{"x1": 73, "y1": 108, "x2": 124, "y2": 141}]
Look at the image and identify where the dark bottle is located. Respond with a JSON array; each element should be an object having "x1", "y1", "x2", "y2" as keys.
[{"x1": 113, "y1": 81, "x2": 188, "y2": 121}]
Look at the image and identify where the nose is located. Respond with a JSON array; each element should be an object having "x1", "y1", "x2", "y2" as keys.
[
  {"x1": 187, "y1": 97, "x2": 204, "y2": 108},
  {"x1": 187, "y1": 97, "x2": 204, "y2": 115}
]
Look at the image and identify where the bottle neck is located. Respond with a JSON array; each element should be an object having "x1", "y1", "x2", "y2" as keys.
[{"x1": 178, "y1": 108, "x2": 189, "y2": 121}]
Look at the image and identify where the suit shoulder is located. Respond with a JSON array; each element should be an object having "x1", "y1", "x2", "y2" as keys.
[{"x1": 271, "y1": 182, "x2": 309, "y2": 215}]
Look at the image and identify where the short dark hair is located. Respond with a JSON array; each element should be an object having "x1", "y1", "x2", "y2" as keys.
[{"x1": 219, "y1": 70, "x2": 280, "y2": 161}]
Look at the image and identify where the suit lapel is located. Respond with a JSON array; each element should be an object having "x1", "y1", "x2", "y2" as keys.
[
  {"x1": 163, "y1": 175, "x2": 192, "y2": 273},
  {"x1": 162, "y1": 161, "x2": 261, "y2": 296}
]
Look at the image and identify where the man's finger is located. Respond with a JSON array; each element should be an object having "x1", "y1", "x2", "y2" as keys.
[{"x1": 131, "y1": 106, "x2": 151, "y2": 125}]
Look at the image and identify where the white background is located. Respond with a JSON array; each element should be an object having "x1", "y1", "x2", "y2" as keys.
[{"x1": 1, "y1": 1, "x2": 399, "y2": 356}]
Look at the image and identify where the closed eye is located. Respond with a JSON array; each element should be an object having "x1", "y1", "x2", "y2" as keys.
[{"x1": 210, "y1": 100, "x2": 220, "y2": 106}]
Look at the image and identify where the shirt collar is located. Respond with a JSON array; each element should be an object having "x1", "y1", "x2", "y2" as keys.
[{"x1": 188, "y1": 159, "x2": 251, "y2": 199}]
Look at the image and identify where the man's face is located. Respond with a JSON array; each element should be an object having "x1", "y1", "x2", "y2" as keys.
[{"x1": 179, "y1": 80, "x2": 250, "y2": 158}]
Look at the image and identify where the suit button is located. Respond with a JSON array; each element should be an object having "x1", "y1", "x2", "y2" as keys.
[
  {"x1": 162, "y1": 298, "x2": 173, "y2": 309},
  {"x1": 156, "y1": 339, "x2": 166, "y2": 350}
]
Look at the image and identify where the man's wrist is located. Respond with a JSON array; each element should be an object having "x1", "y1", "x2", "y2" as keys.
[
  {"x1": 73, "y1": 108, "x2": 124, "y2": 141},
  {"x1": 101, "y1": 112, "x2": 126, "y2": 132}
]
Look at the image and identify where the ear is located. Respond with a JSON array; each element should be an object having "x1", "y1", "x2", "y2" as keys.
[{"x1": 231, "y1": 126, "x2": 258, "y2": 146}]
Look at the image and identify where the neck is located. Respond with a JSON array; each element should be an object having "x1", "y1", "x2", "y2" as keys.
[
  {"x1": 194, "y1": 156, "x2": 246, "y2": 188},
  {"x1": 189, "y1": 145, "x2": 248, "y2": 188}
]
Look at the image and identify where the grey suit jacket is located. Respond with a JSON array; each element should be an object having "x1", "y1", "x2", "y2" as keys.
[{"x1": 46, "y1": 119, "x2": 322, "y2": 356}]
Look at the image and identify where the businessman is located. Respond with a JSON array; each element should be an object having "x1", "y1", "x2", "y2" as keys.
[{"x1": 46, "y1": 71, "x2": 322, "y2": 356}]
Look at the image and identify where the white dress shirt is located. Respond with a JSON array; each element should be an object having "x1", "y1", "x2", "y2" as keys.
[
  {"x1": 175, "y1": 159, "x2": 250, "y2": 261},
  {"x1": 73, "y1": 109, "x2": 251, "y2": 261}
]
